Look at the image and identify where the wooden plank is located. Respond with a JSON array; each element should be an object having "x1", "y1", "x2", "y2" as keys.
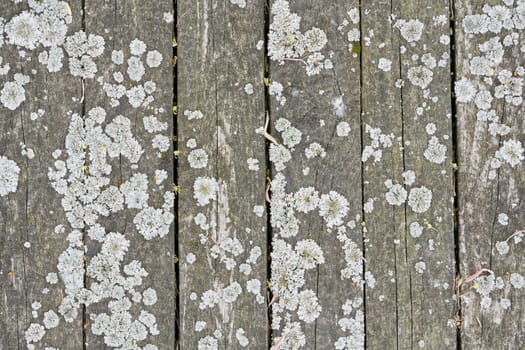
[
  {"x1": 267, "y1": 0, "x2": 363, "y2": 348},
  {"x1": 455, "y1": 1, "x2": 525, "y2": 348},
  {"x1": 0, "y1": 2, "x2": 84, "y2": 349},
  {"x1": 0, "y1": 3, "x2": 82, "y2": 349},
  {"x1": 177, "y1": 0, "x2": 268, "y2": 348},
  {"x1": 83, "y1": 1, "x2": 175, "y2": 348},
  {"x1": 361, "y1": 0, "x2": 457, "y2": 348}
]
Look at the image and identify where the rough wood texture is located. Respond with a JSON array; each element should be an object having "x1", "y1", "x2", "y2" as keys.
[
  {"x1": 84, "y1": 1, "x2": 175, "y2": 348},
  {"x1": 267, "y1": 0, "x2": 363, "y2": 348},
  {"x1": 2, "y1": 0, "x2": 525, "y2": 349},
  {"x1": 455, "y1": 1, "x2": 525, "y2": 349},
  {"x1": 361, "y1": 0, "x2": 456, "y2": 348},
  {"x1": 0, "y1": 2, "x2": 83, "y2": 349},
  {"x1": 177, "y1": 0, "x2": 268, "y2": 348}
]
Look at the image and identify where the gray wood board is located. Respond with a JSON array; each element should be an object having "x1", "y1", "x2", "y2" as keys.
[
  {"x1": 177, "y1": 0, "x2": 268, "y2": 348},
  {"x1": 84, "y1": 0, "x2": 175, "y2": 348},
  {"x1": 0, "y1": 1, "x2": 84, "y2": 349},
  {"x1": 267, "y1": 0, "x2": 363, "y2": 348},
  {"x1": 361, "y1": 0, "x2": 456, "y2": 348},
  {"x1": 455, "y1": 1, "x2": 525, "y2": 349}
]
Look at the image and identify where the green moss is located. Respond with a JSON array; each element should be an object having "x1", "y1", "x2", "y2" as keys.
[{"x1": 352, "y1": 42, "x2": 361, "y2": 55}]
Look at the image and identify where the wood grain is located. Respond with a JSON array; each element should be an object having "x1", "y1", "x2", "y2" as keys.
[
  {"x1": 361, "y1": 0, "x2": 456, "y2": 348},
  {"x1": 455, "y1": 1, "x2": 525, "y2": 349},
  {"x1": 0, "y1": 2, "x2": 84, "y2": 349},
  {"x1": 177, "y1": 0, "x2": 268, "y2": 348},
  {"x1": 84, "y1": 0, "x2": 175, "y2": 348},
  {"x1": 268, "y1": 0, "x2": 363, "y2": 347}
]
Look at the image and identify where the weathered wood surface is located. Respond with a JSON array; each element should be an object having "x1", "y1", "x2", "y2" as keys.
[
  {"x1": 84, "y1": 0, "x2": 175, "y2": 348},
  {"x1": 455, "y1": 1, "x2": 525, "y2": 349},
  {"x1": 1, "y1": 0, "x2": 525, "y2": 349},
  {"x1": 361, "y1": 0, "x2": 457, "y2": 348},
  {"x1": 1, "y1": 1, "x2": 175, "y2": 349},
  {"x1": 177, "y1": 0, "x2": 268, "y2": 349},
  {"x1": 0, "y1": 2, "x2": 84, "y2": 349},
  {"x1": 267, "y1": 0, "x2": 364, "y2": 348}
]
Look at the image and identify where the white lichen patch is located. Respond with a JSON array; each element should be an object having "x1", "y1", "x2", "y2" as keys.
[
  {"x1": 230, "y1": 0, "x2": 247, "y2": 9},
  {"x1": 415, "y1": 261, "x2": 426, "y2": 274},
  {"x1": 361, "y1": 124, "x2": 394, "y2": 163},
  {"x1": 130, "y1": 38, "x2": 147, "y2": 56},
  {"x1": 0, "y1": 155, "x2": 20, "y2": 196},
  {"x1": 230, "y1": 0, "x2": 246, "y2": 9},
  {"x1": 336, "y1": 121, "x2": 351, "y2": 137},
  {"x1": 274, "y1": 118, "x2": 302, "y2": 148},
  {"x1": 163, "y1": 12, "x2": 174, "y2": 23},
  {"x1": 269, "y1": 81, "x2": 286, "y2": 105},
  {"x1": 193, "y1": 176, "x2": 219, "y2": 206},
  {"x1": 319, "y1": 191, "x2": 349, "y2": 228},
  {"x1": 64, "y1": 31, "x2": 105, "y2": 79},
  {"x1": 247, "y1": 157, "x2": 259, "y2": 171},
  {"x1": 495, "y1": 139, "x2": 524, "y2": 167},
  {"x1": 395, "y1": 19, "x2": 424, "y2": 43},
  {"x1": 268, "y1": 0, "x2": 331, "y2": 75},
  {"x1": 402, "y1": 170, "x2": 416, "y2": 186},
  {"x1": 497, "y1": 213, "x2": 509, "y2": 226},
  {"x1": 510, "y1": 273, "x2": 525, "y2": 289},
  {"x1": 407, "y1": 65, "x2": 433, "y2": 89},
  {"x1": 454, "y1": 77, "x2": 476, "y2": 103},
  {"x1": 304, "y1": 142, "x2": 326, "y2": 159},
  {"x1": 332, "y1": 96, "x2": 346, "y2": 117},
  {"x1": 146, "y1": 50, "x2": 163, "y2": 68},
  {"x1": 244, "y1": 83, "x2": 253, "y2": 95},
  {"x1": 378, "y1": 57, "x2": 392, "y2": 72},
  {"x1": 188, "y1": 149, "x2": 209, "y2": 169},
  {"x1": 495, "y1": 240, "x2": 510, "y2": 255},
  {"x1": 423, "y1": 136, "x2": 447, "y2": 164},
  {"x1": 409, "y1": 222, "x2": 423, "y2": 238},
  {"x1": 143, "y1": 115, "x2": 168, "y2": 133},
  {"x1": 385, "y1": 181, "x2": 407, "y2": 206},
  {"x1": 269, "y1": 144, "x2": 292, "y2": 171},
  {"x1": 184, "y1": 109, "x2": 204, "y2": 120},
  {"x1": 407, "y1": 186, "x2": 432, "y2": 213},
  {"x1": 1, "y1": 77, "x2": 29, "y2": 110}
]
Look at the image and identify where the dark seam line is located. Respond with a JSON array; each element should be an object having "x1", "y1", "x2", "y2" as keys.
[
  {"x1": 397, "y1": 31, "x2": 413, "y2": 350},
  {"x1": 394, "y1": 239, "x2": 400, "y2": 350},
  {"x1": 173, "y1": 1, "x2": 180, "y2": 349},
  {"x1": 81, "y1": 1, "x2": 87, "y2": 348},
  {"x1": 263, "y1": 0, "x2": 273, "y2": 347},
  {"x1": 448, "y1": 1, "x2": 461, "y2": 349},
  {"x1": 17, "y1": 309, "x2": 20, "y2": 350},
  {"x1": 358, "y1": 0, "x2": 366, "y2": 348},
  {"x1": 312, "y1": 169, "x2": 321, "y2": 350},
  {"x1": 20, "y1": 108, "x2": 28, "y2": 346}
]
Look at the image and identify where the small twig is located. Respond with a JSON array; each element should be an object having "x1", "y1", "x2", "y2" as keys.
[
  {"x1": 464, "y1": 268, "x2": 493, "y2": 283},
  {"x1": 270, "y1": 334, "x2": 286, "y2": 350},
  {"x1": 80, "y1": 79, "x2": 85, "y2": 103},
  {"x1": 265, "y1": 179, "x2": 272, "y2": 203},
  {"x1": 263, "y1": 113, "x2": 279, "y2": 145},
  {"x1": 283, "y1": 57, "x2": 307, "y2": 66},
  {"x1": 268, "y1": 293, "x2": 278, "y2": 307},
  {"x1": 504, "y1": 229, "x2": 525, "y2": 243}
]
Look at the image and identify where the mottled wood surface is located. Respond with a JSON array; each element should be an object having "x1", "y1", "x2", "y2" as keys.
[
  {"x1": 455, "y1": 1, "x2": 525, "y2": 349},
  {"x1": 177, "y1": 0, "x2": 268, "y2": 349},
  {"x1": 0, "y1": 2, "x2": 84, "y2": 349},
  {"x1": 361, "y1": 1, "x2": 457, "y2": 348},
  {"x1": 84, "y1": 1, "x2": 175, "y2": 348},
  {"x1": 267, "y1": 0, "x2": 363, "y2": 348},
  {"x1": 1, "y1": 0, "x2": 525, "y2": 349}
]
